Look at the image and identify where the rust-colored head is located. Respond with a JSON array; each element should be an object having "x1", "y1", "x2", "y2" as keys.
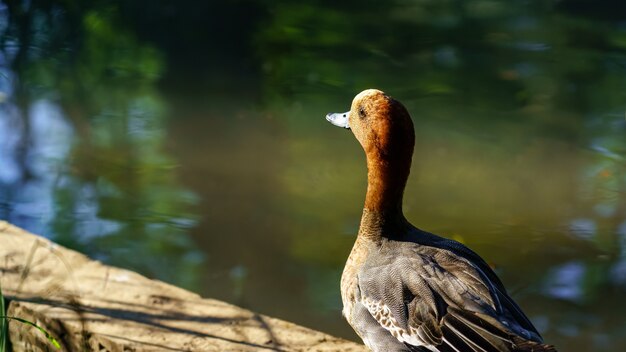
[
  {"x1": 327, "y1": 89, "x2": 415, "y2": 213},
  {"x1": 348, "y1": 89, "x2": 414, "y2": 161}
]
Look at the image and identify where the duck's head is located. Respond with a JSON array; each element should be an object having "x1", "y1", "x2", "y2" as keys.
[
  {"x1": 326, "y1": 89, "x2": 415, "y2": 214},
  {"x1": 326, "y1": 89, "x2": 415, "y2": 165}
]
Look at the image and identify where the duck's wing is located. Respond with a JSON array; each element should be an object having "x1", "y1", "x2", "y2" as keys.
[
  {"x1": 356, "y1": 244, "x2": 556, "y2": 352},
  {"x1": 431, "y1": 235, "x2": 541, "y2": 340}
]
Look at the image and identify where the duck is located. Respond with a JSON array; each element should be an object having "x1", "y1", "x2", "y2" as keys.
[{"x1": 325, "y1": 89, "x2": 557, "y2": 352}]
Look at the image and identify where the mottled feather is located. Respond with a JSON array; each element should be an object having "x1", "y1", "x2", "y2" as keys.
[{"x1": 348, "y1": 233, "x2": 555, "y2": 352}]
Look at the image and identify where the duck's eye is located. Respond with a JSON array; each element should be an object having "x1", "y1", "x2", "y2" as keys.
[{"x1": 358, "y1": 106, "x2": 366, "y2": 119}]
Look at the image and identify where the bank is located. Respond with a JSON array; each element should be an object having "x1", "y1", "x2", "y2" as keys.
[{"x1": 0, "y1": 221, "x2": 366, "y2": 351}]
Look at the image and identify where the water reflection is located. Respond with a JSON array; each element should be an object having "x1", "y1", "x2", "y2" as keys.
[
  {"x1": 1, "y1": 1, "x2": 626, "y2": 351},
  {"x1": 0, "y1": 2, "x2": 203, "y2": 289}
]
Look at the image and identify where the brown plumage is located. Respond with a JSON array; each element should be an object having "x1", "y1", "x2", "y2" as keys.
[{"x1": 326, "y1": 89, "x2": 557, "y2": 352}]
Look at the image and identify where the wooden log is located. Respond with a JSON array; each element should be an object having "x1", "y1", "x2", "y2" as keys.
[{"x1": 0, "y1": 221, "x2": 366, "y2": 352}]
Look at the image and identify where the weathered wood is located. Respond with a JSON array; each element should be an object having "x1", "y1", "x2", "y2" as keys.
[{"x1": 0, "y1": 221, "x2": 366, "y2": 352}]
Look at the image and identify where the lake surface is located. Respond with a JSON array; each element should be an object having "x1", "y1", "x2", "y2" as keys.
[{"x1": 1, "y1": 1, "x2": 626, "y2": 350}]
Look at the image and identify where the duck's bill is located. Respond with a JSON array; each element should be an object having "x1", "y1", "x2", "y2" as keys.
[{"x1": 326, "y1": 111, "x2": 350, "y2": 129}]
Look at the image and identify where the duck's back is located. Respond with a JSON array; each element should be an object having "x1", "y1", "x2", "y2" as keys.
[{"x1": 343, "y1": 228, "x2": 555, "y2": 352}]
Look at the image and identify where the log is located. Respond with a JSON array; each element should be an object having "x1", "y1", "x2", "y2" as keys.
[{"x1": 0, "y1": 221, "x2": 366, "y2": 352}]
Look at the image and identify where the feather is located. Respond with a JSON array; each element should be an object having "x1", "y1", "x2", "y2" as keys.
[{"x1": 351, "y1": 240, "x2": 559, "y2": 352}]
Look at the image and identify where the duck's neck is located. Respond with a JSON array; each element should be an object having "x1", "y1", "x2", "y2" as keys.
[{"x1": 359, "y1": 151, "x2": 412, "y2": 240}]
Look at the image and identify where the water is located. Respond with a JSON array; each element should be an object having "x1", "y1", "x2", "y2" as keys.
[{"x1": 1, "y1": 1, "x2": 626, "y2": 350}]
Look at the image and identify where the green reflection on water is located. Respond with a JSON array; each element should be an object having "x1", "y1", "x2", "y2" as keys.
[
  {"x1": 1, "y1": 1, "x2": 626, "y2": 351},
  {"x1": 0, "y1": 2, "x2": 203, "y2": 290}
]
